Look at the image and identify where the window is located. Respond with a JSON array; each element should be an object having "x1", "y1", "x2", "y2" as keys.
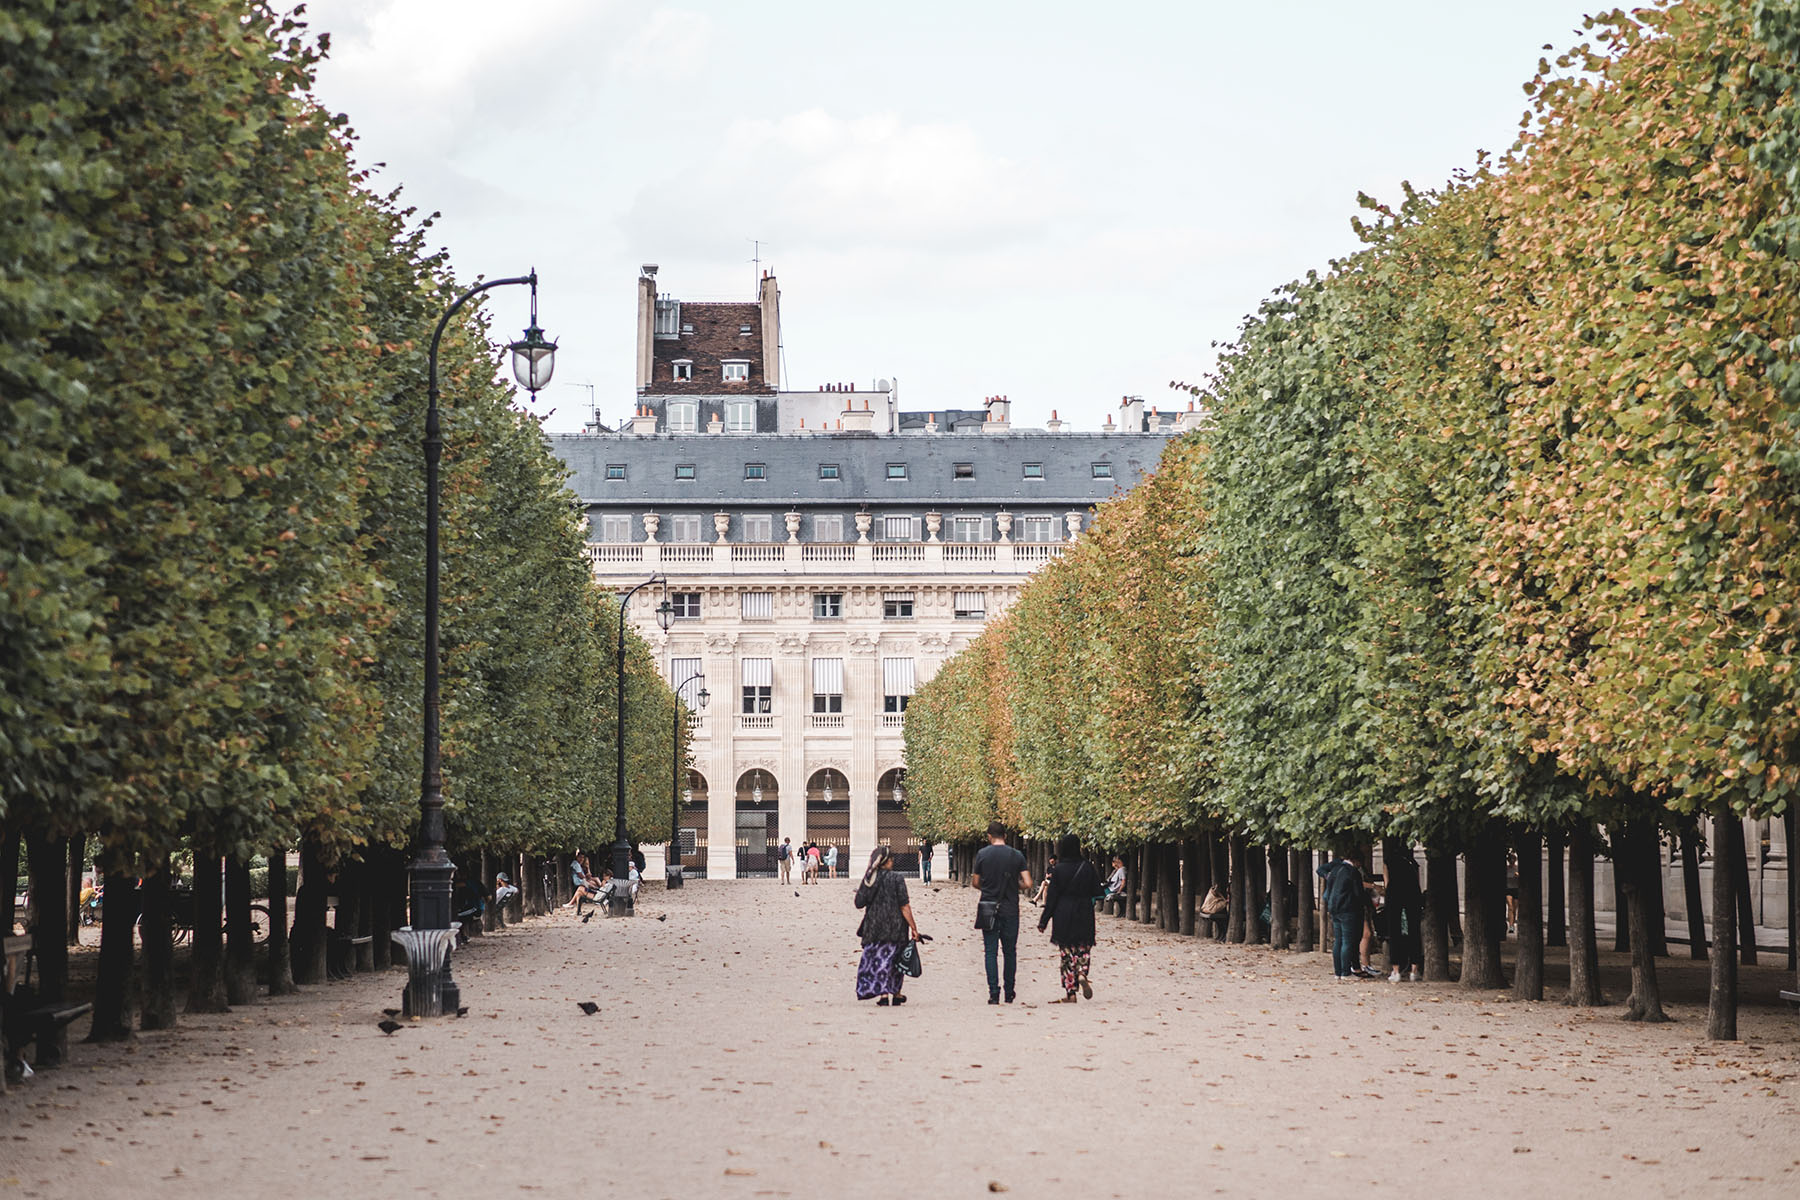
[
  {"x1": 671, "y1": 361, "x2": 693, "y2": 382},
  {"x1": 812, "y1": 658, "x2": 844, "y2": 714},
  {"x1": 681, "y1": 322, "x2": 694, "y2": 334},
  {"x1": 1018, "y1": 515, "x2": 1057, "y2": 543},
  {"x1": 741, "y1": 658, "x2": 772, "y2": 714},
  {"x1": 605, "y1": 463, "x2": 626, "y2": 480},
  {"x1": 725, "y1": 399, "x2": 755, "y2": 432},
  {"x1": 667, "y1": 401, "x2": 698, "y2": 433},
  {"x1": 671, "y1": 593, "x2": 701, "y2": 619},
  {"x1": 813, "y1": 592, "x2": 843, "y2": 619},
  {"x1": 882, "y1": 514, "x2": 916, "y2": 542},
  {"x1": 672, "y1": 656, "x2": 703, "y2": 695},
  {"x1": 669, "y1": 514, "x2": 704, "y2": 543},
  {"x1": 814, "y1": 514, "x2": 844, "y2": 543},
  {"x1": 882, "y1": 657, "x2": 915, "y2": 713},
  {"x1": 722, "y1": 360, "x2": 750, "y2": 382},
  {"x1": 600, "y1": 515, "x2": 632, "y2": 543},
  {"x1": 744, "y1": 463, "x2": 766, "y2": 481},
  {"x1": 1022, "y1": 462, "x2": 1044, "y2": 479},
  {"x1": 1092, "y1": 462, "x2": 1113, "y2": 479},
  {"x1": 739, "y1": 323, "x2": 753, "y2": 334},
  {"x1": 742, "y1": 514, "x2": 773, "y2": 543},
  {"x1": 886, "y1": 463, "x2": 907, "y2": 480},
  {"x1": 953, "y1": 462, "x2": 974, "y2": 480},
  {"x1": 654, "y1": 298, "x2": 681, "y2": 338},
  {"x1": 883, "y1": 592, "x2": 914, "y2": 620},
  {"x1": 954, "y1": 590, "x2": 987, "y2": 620},
  {"x1": 741, "y1": 591, "x2": 774, "y2": 620},
  {"x1": 819, "y1": 463, "x2": 840, "y2": 480},
  {"x1": 674, "y1": 463, "x2": 696, "y2": 481},
  {"x1": 950, "y1": 515, "x2": 989, "y2": 543}
]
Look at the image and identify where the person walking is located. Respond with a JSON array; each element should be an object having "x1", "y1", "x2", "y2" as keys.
[
  {"x1": 920, "y1": 842, "x2": 933, "y2": 883},
  {"x1": 825, "y1": 844, "x2": 839, "y2": 879},
  {"x1": 778, "y1": 838, "x2": 792, "y2": 885},
  {"x1": 1038, "y1": 835, "x2": 1102, "y2": 1003},
  {"x1": 854, "y1": 846, "x2": 921, "y2": 1006},
  {"x1": 1317, "y1": 849, "x2": 1366, "y2": 981},
  {"x1": 807, "y1": 842, "x2": 823, "y2": 885},
  {"x1": 1385, "y1": 850, "x2": 1424, "y2": 982},
  {"x1": 970, "y1": 820, "x2": 1031, "y2": 1005}
]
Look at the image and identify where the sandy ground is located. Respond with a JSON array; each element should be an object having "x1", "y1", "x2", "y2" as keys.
[{"x1": 4, "y1": 879, "x2": 1798, "y2": 1199}]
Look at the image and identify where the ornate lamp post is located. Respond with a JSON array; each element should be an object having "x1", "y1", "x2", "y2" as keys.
[
  {"x1": 609, "y1": 575, "x2": 665, "y2": 911},
  {"x1": 397, "y1": 272, "x2": 555, "y2": 1018},
  {"x1": 658, "y1": 596, "x2": 709, "y2": 888}
]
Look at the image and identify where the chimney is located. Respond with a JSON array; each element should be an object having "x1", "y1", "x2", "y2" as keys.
[
  {"x1": 1175, "y1": 398, "x2": 1205, "y2": 432},
  {"x1": 1119, "y1": 395, "x2": 1144, "y2": 432},
  {"x1": 925, "y1": 412, "x2": 939, "y2": 434},
  {"x1": 840, "y1": 394, "x2": 874, "y2": 432},
  {"x1": 1102, "y1": 412, "x2": 1117, "y2": 433},
  {"x1": 758, "y1": 271, "x2": 781, "y2": 390},
  {"x1": 635, "y1": 265, "x2": 658, "y2": 391},
  {"x1": 630, "y1": 404, "x2": 658, "y2": 435},
  {"x1": 984, "y1": 393, "x2": 1011, "y2": 433},
  {"x1": 1045, "y1": 408, "x2": 1065, "y2": 433}
]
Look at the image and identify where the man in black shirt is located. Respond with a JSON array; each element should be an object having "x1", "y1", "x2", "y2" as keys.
[{"x1": 970, "y1": 820, "x2": 1032, "y2": 1004}]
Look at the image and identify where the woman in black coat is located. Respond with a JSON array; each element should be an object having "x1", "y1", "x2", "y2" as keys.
[{"x1": 1037, "y1": 833, "x2": 1103, "y2": 1002}]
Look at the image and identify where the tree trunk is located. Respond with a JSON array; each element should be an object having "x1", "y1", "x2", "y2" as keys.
[
  {"x1": 1545, "y1": 827, "x2": 1566, "y2": 948},
  {"x1": 1460, "y1": 839, "x2": 1507, "y2": 990},
  {"x1": 0, "y1": 831, "x2": 18, "y2": 937},
  {"x1": 266, "y1": 846, "x2": 296, "y2": 995},
  {"x1": 87, "y1": 868, "x2": 138, "y2": 1042},
  {"x1": 1680, "y1": 828, "x2": 1707, "y2": 960},
  {"x1": 368, "y1": 847, "x2": 395, "y2": 971},
  {"x1": 1423, "y1": 852, "x2": 1454, "y2": 981},
  {"x1": 1707, "y1": 810, "x2": 1739, "y2": 1040},
  {"x1": 1294, "y1": 848, "x2": 1316, "y2": 952},
  {"x1": 1644, "y1": 831, "x2": 1668, "y2": 957},
  {"x1": 1788, "y1": 805, "x2": 1798, "y2": 980},
  {"x1": 1268, "y1": 845, "x2": 1290, "y2": 951},
  {"x1": 291, "y1": 837, "x2": 329, "y2": 986},
  {"x1": 67, "y1": 838, "x2": 83, "y2": 946},
  {"x1": 27, "y1": 834, "x2": 71, "y2": 1066},
  {"x1": 1619, "y1": 821, "x2": 1670, "y2": 1022},
  {"x1": 1157, "y1": 844, "x2": 1179, "y2": 933},
  {"x1": 1727, "y1": 818, "x2": 1756, "y2": 966},
  {"x1": 1209, "y1": 835, "x2": 1229, "y2": 939},
  {"x1": 1179, "y1": 839, "x2": 1197, "y2": 937},
  {"x1": 185, "y1": 851, "x2": 229, "y2": 1013},
  {"x1": 139, "y1": 863, "x2": 176, "y2": 1030},
  {"x1": 1511, "y1": 832, "x2": 1543, "y2": 1002},
  {"x1": 224, "y1": 855, "x2": 257, "y2": 1005},
  {"x1": 1249, "y1": 844, "x2": 1270, "y2": 943},
  {"x1": 1611, "y1": 841, "x2": 1630, "y2": 953},
  {"x1": 1226, "y1": 835, "x2": 1247, "y2": 944},
  {"x1": 1566, "y1": 825, "x2": 1605, "y2": 1007}
]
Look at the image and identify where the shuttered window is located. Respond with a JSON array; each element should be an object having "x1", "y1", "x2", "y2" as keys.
[
  {"x1": 954, "y1": 591, "x2": 986, "y2": 619},
  {"x1": 741, "y1": 658, "x2": 772, "y2": 714},
  {"x1": 671, "y1": 657, "x2": 704, "y2": 694},
  {"x1": 882, "y1": 657, "x2": 915, "y2": 713},
  {"x1": 741, "y1": 591, "x2": 774, "y2": 619},
  {"x1": 812, "y1": 658, "x2": 844, "y2": 714}
]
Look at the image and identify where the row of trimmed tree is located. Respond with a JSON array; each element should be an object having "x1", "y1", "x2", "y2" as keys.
[
  {"x1": 905, "y1": 0, "x2": 1800, "y2": 1039},
  {"x1": 1, "y1": 0, "x2": 687, "y2": 1073}
]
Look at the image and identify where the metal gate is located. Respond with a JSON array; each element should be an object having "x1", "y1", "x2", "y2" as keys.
[
  {"x1": 678, "y1": 770, "x2": 709, "y2": 879},
  {"x1": 735, "y1": 769, "x2": 779, "y2": 878},
  {"x1": 806, "y1": 769, "x2": 850, "y2": 877},
  {"x1": 877, "y1": 768, "x2": 918, "y2": 873}
]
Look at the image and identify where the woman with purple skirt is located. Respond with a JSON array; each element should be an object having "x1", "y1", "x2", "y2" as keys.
[{"x1": 854, "y1": 846, "x2": 921, "y2": 1006}]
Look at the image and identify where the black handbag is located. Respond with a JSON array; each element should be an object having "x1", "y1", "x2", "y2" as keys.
[
  {"x1": 974, "y1": 898, "x2": 999, "y2": 931},
  {"x1": 897, "y1": 939, "x2": 923, "y2": 978}
]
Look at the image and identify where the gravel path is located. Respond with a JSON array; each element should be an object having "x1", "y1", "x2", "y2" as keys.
[{"x1": 4, "y1": 878, "x2": 1797, "y2": 1198}]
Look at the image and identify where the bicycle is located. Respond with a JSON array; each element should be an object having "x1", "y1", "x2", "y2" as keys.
[{"x1": 165, "y1": 884, "x2": 271, "y2": 946}]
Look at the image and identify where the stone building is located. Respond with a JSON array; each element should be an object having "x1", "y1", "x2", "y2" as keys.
[{"x1": 549, "y1": 266, "x2": 1196, "y2": 877}]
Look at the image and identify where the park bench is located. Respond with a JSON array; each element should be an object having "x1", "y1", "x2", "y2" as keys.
[
  {"x1": 1780, "y1": 989, "x2": 1799, "y2": 1012},
  {"x1": 327, "y1": 931, "x2": 374, "y2": 980},
  {"x1": 3, "y1": 935, "x2": 91, "y2": 1075}
]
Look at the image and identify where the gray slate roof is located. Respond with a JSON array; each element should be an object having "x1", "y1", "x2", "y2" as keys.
[{"x1": 551, "y1": 432, "x2": 1173, "y2": 507}]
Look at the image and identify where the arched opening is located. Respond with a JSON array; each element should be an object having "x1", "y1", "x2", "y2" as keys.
[
  {"x1": 806, "y1": 768, "x2": 851, "y2": 874},
  {"x1": 877, "y1": 767, "x2": 919, "y2": 873},
  {"x1": 734, "y1": 769, "x2": 780, "y2": 877},
  {"x1": 679, "y1": 769, "x2": 708, "y2": 879}
]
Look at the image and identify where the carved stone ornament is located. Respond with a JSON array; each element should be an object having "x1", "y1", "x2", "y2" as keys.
[
  {"x1": 994, "y1": 510, "x2": 1013, "y2": 543},
  {"x1": 785, "y1": 510, "x2": 803, "y2": 543},
  {"x1": 924, "y1": 511, "x2": 942, "y2": 543},
  {"x1": 641, "y1": 512, "x2": 660, "y2": 543},
  {"x1": 854, "y1": 511, "x2": 872, "y2": 543},
  {"x1": 713, "y1": 511, "x2": 731, "y2": 543}
]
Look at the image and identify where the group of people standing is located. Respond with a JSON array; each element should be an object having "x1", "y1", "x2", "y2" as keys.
[
  {"x1": 1317, "y1": 848, "x2": 1424, "y2": 982},
  {"x1": 852, "y1": 822, "x2": 1109, "y2": 1007},
  {"x1": 779, "y1": 838, "x2": 839, "y2": 884}
]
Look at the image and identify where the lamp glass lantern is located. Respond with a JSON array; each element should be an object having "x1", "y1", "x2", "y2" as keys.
[
  {"x1": 655, "y1": 599, "x2": 675, "y2": 632},
  {"x1": 508, "y1": 276, "x2": 557, "y2": 394}
]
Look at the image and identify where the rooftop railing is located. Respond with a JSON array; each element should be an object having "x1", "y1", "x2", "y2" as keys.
[{"x1": 585, "y1": 541, "x2": 1064, "y2": 577}]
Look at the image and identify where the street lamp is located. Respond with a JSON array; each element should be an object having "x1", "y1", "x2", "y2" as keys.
[
  {"x1": 399, "y1": 272, "x2": 556, "y2": 1019},
  {"x1": 658, "y1": 595, "x2": 709, "y2": 887},
  {"x1": 610, "y1": 574, "x2": 666, "y2": 911}
]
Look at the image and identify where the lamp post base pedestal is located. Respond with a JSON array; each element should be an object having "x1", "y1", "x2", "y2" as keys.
[
  {"x1": 665, "y1": 865, "x2": 684, "y2": 890},
  {"x1": 392, "y1": 926, "x2": 461, "y2": 1017}
]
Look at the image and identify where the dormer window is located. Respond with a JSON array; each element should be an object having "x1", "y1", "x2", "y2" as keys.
[
  {"x1": 739, "y1": 324, "x2": 753, "y2": 334},
  {"x1": 1023, "y1": 462, "x2": 1044, "y2": 479},
  {"x1": 1091, "y1": 462, "x2": 1113, "y2": 479},
  {"x1": 667, "y1": 400, "x2": 698, "y2": 432},
  {"x1": 671, "y1": 360, "x2": 693, "y2": 381},
  {"x1": 745, "y1": 463, "x2": 766, "y2": 481},
  {"x1": 953, "y1": 462, "x2": 974, "y2": 480},
  {"x1": 725, "y1": 399, "x2": 755, "y2": 432},
  {"x1": 681, "y1": 322, "x2": 694, "y2": 334},
  {"x1": 722, "y1": 360, "x2": 750, "y2": 383},
  {"x1": 605, "y1": 464, "x2": 626, "y2": 480}
]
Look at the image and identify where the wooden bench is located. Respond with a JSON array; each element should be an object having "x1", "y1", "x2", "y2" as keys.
[
  {"x1": 1780, "y1": 990, "x2": 1799, "y2": 1011},
  {"x1": 3, "y1": 936, "x2": 91, "y2": 1075}
]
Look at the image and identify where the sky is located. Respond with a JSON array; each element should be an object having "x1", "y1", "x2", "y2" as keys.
[{"x1": 304, "y1": 0, "x2": 1604, "y2": 435}]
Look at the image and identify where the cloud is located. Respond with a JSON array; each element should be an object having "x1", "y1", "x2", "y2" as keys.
[{"x1": 609, "y1": 8, "x2": 713, "y2": 81}]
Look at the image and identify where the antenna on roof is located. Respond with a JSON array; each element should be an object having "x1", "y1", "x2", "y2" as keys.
[
  {"x1": 567, "y1": 382, "x2": 600, "y2": 432},
  {"x1": 748, "y1": 238, "x2": 767, "y2": 295}
]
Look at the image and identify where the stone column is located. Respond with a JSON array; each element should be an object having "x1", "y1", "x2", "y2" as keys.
[
  {"x1": 705, "y1": 638, "x2": 737, "y2": 878},
  {"x1": 848, "y1": 637, "x2": 881, "y2": 870},
  {"x1": 778, "y1": 643, "x2": 807, "y2": 850}
]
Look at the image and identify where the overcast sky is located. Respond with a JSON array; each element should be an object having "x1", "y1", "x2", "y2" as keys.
[{"x1": 304, "y1": 0, "x2": 1601, "y2": 435}]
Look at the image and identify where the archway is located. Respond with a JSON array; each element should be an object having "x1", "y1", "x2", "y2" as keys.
[
  {"x1": 679, "y1": 769, "x2": 708, "y2": 879},
  {"x1": 806, "y1": 768, "x2": 851, "y2": 877},
  {"x1": 734, "y1": 769, "x2": 780, "y2": 877},
  {"x1": 877, "y1": 767, "x2": 919, "y2": 873}
]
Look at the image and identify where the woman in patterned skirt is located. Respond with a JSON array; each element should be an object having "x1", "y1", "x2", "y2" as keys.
[
  {"x1": 854, "y1": 846, "x2": 921, "y2": 1005},
  {"x1": 1038, "y1": 833, "x2": 1103, "y2": 1002}
]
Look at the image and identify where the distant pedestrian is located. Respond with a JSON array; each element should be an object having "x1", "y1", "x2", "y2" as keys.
[
  {"x1": 493, "y1": 872, "x2": 519, "y2": 911},
  {"x1": 807, "y1": 842, "x2": 823, "y2": 884},
  {"x1": 854, "y1": 846, "x2": 921, "y2": 1006},
  {"x1": 1385, "y1": 850, "x2": 1423, "y2": 982},
  {"x1": 1317, "y1": 849, "x2": 1366, "y2": 981},
  {"x1": 970, "y1": 821, "x2": 1031, "y2": 1005},
  {"x1": 825, "y1": 844, "x2": 839, "y2": 879},
  {"x1": 1038, "y1": 835, "x2": 1103, "y2": 1003},
  {"x1": 778, "y1": 838, "x2": 792, "y2": 884},
  {"x1": 920, "y1": 842, "x2": 933, "y2": 883},
  {"x1": 1505, "y1": 851, "x2": 1521, "y2": 933}
]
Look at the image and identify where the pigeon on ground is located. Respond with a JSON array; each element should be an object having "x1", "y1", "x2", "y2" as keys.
[
  {"x1": 581, "y1": 911, "x2": 595, "y2": 924},
  {"x1": 577, "y1": 1001, "x2": 600, "y2": 1016},
  {"x1": 657, "y1": 914, "x2": 668, "y2": 921},
  {"x1": 456, "y1": 1006, "x2": 469, "y2": 1018},
  {"x1": 794, "y1": 891, "x2": 800, "y2": 897},
  {"x1": 378, "y1": 1019, "x2": 403, "y2": 1035},
  {"x1": 382, "y1": 1008, "x2": 401, "y2": 1018}
]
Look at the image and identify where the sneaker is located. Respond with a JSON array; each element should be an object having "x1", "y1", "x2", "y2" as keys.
[
  {"x1": 988, "y1": 994, "x2": 1000, "y2": 1005},
  {"x1": 1004, "y1": 992, "x2": 1016, "y2": 1004},
  {"x1": 1388, "y1": 969, "x2": 1401, "y2": 983},
  {"x1": 1409, "y1": 969, "x2": 1421, "y2": 982}
]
